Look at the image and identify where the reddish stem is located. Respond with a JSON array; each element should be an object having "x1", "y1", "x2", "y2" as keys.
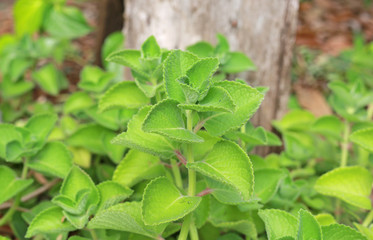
[{"x1": 197, "y1": 188, "x2": 214, "y2": 197}]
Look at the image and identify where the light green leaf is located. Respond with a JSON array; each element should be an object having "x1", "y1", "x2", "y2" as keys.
[
  {"x1": 0, "y1": 124, "x2": 23, "y2": 161},
  {"x1": 132, "y1": 70, "x2": 159, "y2": 98},
  {"x1": 217, "y1": 233, "x2": 242, "y2": 240},
  {"x1": 311, "y1": 115, "x2": 343, "y2": 138},
  {"x1": 314, "y1": 213, "x2": 336, "y2": 226},
  {"x1": 78, "y1": 65, "x2": 114, "y2": 93},
  {"x1": 28, "y1": 141, "x2": 73, "y2": 178},
  {"x1": 0, "y1": 78, "x2": 34, "y2": 99},
  {"x1": 98, "y1": 81, "x2": 150, "y2": 112},
  {"x1": 0, "y1": 166, "x2": 33, "y2": 205},
  {"x1": 14, "y1": 0, "x2": 50, "y2": 35},
  {"x1": 258, "y1": 209, "x2": 298, "y2": 240},
  {"x1": 101, "y1": 131, "x2": 127, "y2": 164},
  {"x1": 141, "y1": 36, "x2": 161, "y2": 58},
  {"x1": 66, "y1": 124, "x2": 111, "y2": 154},
  {"x1": 25, "y1": 113, "x2": 58, "y2": 143},
  {"x1": 111, "y1": 106, "x2": 176, "y2": 159},
  {"x1": 215, "y1": 34, "x2": 230, "y2": 55},
  {"x1": 350, "y1": 128, "x2": 373, "y2": 152},
  {"x1": 221, "y1": 52, "x2": 256, "y2": 73},
  {"x1": 314, "y1": 166, "x2": 373, "y2": 209},
  {"x1": 322, "y1": 224, "x2": 367, "y2": 240},
  {"x1": 106, "y1": 50, "x2": 142, "y2": 71},
  {"x1": 283, "y1": 132, "x2": 315, "y2": 160},
  {"x1": 187, "y1": 140, "x2": 254, "y2": 202},
  {"x1": 209, "y1": 198, "x2": 256, "y2": 238},
  {"x1": 186, "y1": 58, "x2": 219, "y2": 90},
  {"x1": 178, "y1": 80, "x2": 200, "y2": 104},
  {"x1": 186, "y1": 41, "x2": 214, "y2": 58},
  {"x1": 143, "y1": 99, "x2": 203, "y2": 143},
  {"x1": 32, "y1": 63, "x2": 67, "y2": 96},
  {"x1": 142, "y1": 177, "x2": 201, "y2": 225},
  {"x1": 254, "y1": 169, "x2": 285, "y2": 203},
  {"x1": 97, "y1": 181, "x2": 133, "y2": 212},
  {"x1": 297, "y1": 209, "x2": 322, "y2": 240},
  {"x1": 84, "y1": 106, "x2": 120, "y2": 131},
  {"x1": 164, "y1": 50, "x2": 199, "y2": 102},
  {"x1": 354, "y1": 223, "x2": 373, "y2": 240},
  {"x1": 273, "y1": 110, "x2": 315, "y2": 132},
  {"x1": 178, "y1": 86, "x2": 236, "y2": 113},
  {"x1": 8, "y1": 58, "x2": 34, "y2": 82},
  {"x1": 88, "y1": 202, "x2": 167, "y2": 238},
  {"x1": 113, "y1": 149, "x2": 164, "y2": 187},
  {"x1": 64, "y1": 92, "x2": 94, "y2": 114},
  {"x1": 102, "y1": 31, "x2": 125, "y2": 68},
  {"x1": 44, "y1": 6, "x2": 92, "y2": 39},
  {"x1": 201, "y1": 81, "x2": 263, "y2": 136},
  {"x1": 25, "y1": 207, "x2": 75, "y2": 238}
]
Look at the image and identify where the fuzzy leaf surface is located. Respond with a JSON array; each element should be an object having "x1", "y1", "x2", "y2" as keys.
[
  {"x1": 314, "y1": 166, "x2": 373, "y2": 209},
  {"x1": 96, "y1": 181, "x2": 133, "y2": 212},
  {"x1": 297, "y1": 209, "x2": 322, "y2": 240},
  {"x1": 254, "y1": 169, "x2": 285, "y2": 203},
  {"x1": 187, "y1": 140, "x2": 254, "y2": 202},
  {"x1": 350, "y1": 128, "x2": 373, "y2": 152},
  {"x1": 111, "y1": 106, "x2": 176, "y2": 158},
  {"x1": 143, "y1": 99, "x2": 203, "y2": 143},
  {"x1": 88, "y1": 202, "x2": 166, "y2": 238},
  {"x1": 202, "y1": 81, "x2": 263, "y2": 136},
  {"x1": 99, "y1": 81, "x2": 150, "y2": 112},
  {"x1": 258, "y1": 209, "x2": 298, "y2": 240},
  {"x1": 142, "y1": 177, "x2": 201, "y2": 225},
  {"x1": 321, "y1": 224, "x2": 367, "y2": 240},
  {"x1": 0, "y1": 166, "x2": 33, "y2": 205}
]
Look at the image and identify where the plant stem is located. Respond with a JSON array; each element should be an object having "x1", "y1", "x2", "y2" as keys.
[
  {"x1": 0, "y1": 158, "x2": 29, "y2": 226},
  {"x1": 171, "y1": 159, "x2": 183, "y2": 189},
  {"x1": 178, "y1": 110, "x2": 198, "y2": 240},
  {"x1": 368, "y1": 103, "x2": 373, "y2": 120},
  {"x1": 178, "y1": 214, "x2": 192, "y2": 240},
  {"x1": 363, "y1": 209, "x2": 373, "y2": 227},
  {"x1": 88, "y1": 229, "x2": 98, "y2": 240},
  {"x1": 340, "y1": 121, "x2": 350, "y2": 168}
]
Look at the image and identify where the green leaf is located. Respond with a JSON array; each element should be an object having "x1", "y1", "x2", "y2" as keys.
[
  {"x1": 217, "y1": 233, "x2": 242, "y2": 240},
  {"x1": 314, "y1": 213, "x2": 336, "y2": 226},
  {"x1": 98, "y1": 81, "x2": 150, "y2": 112},
  {"x1": 66, "y1": 124, "x2": 111, "y2": 154},
  {"x1": 163, "y1": 50, "x2": 199, "y2": 102},
  {"x1": 254, "y1": 169, "x2": 285, "y2": 203},
  {"x1": 0, "y1": 78, "x2": 34, "y2": 99},
  {"x1": 78, "y1": 65, "x2": 114, "y2": 93},
  {"x1": 14, "y1": 0, "x2": 50, "y2": 35},
  {"x1": 283, "y1": 132, "x2": 315, "y2": 161},
  {"x1": 186, "y1": 42, "x2": 214, "y2": 58},
  {"x1": 0, "y1": 166, "x2": 33, "y2": 205},
  {"x1": 258, "y1": 209, "x2": 298, "y2": 240},
  {"x1": 178, "y1": 86, "x2": 236, "y2": 113},
  {"x1": 96, "y1": 181, "x2": 133, "y2": 212},
  {"x1": 350, "y1": 128, "x2": 373, "y2": 152},
  {"x1": 209, "y1": 198, "x2": 256, "y2": 238},
  {"x1": 142, "y1": 177, "x2": 201, "y2": 225},
  {"x1": 8, "y1": 58, "x2": 34, "y2": 82},
  {"x1": 101, "y1": 131, "x2": 127, "y2": 164},
  {"x1": 25, "y1": 207, "x2": 76, "y2": 238},
  {"x1": 178, "y1": 80, "x2": 200, "y2": 104},
  {"x1": 25, "y1": 113, "x2": 58, "y2": 143},
  {"x1": 44, "y1": 6, "x2": 92, "y2": 39},
  {"x1": 84, "y1": 106, "x2": 120, "y2": 131},
  {"x1": 88, "y1": 202, "x2": 167, "y2": 238},
  {"x1": 32, "y1": 63, "x2": 67, "y2": 96},
  {"x1": 102, "y1": 31, "x2": 125, "y2": 68},
  {"x1": 0, "y1": 124, "x2": 23, "y2": 161},
  {"x1": 186, "y1": 58, "x2": 219, "y2": 90},
  {"x1": 132, "y1": 70, "x2": 159, "y2": 98},
  {"x1": 187, "y1": 140, "x2": 254, "y2": 202},
  {"x1": 143, "y1": 99, "x2": 203, "y2": 143},
  {"x1": 141, "y1": 36, "x2": 161, "y2": 58},
  {"x1": 112, "y1": 106, "x2": 176, "y2": 159},
  {"x1": 64, "y1": 91, "x2": 94, "y2": 114},
  {"x1": 314, "y1": 166, "x2": 373, "y2": 209},
  {"x1": 201, "y1": 81, "x2": 263, "y2": 136},
  {"x1": 53, "y1": 166, "x2": 99, "y2": 228},
  {"x1": 113, "y1": 150, "x2": 164, "y2": 187},
  {"x1": 106, "y1": 50, "x2": 142, "y2": 71},
  {"x1": 28, "y1": 141, "x2": 73, "y2": 178},
  {"x1": 297, "y1": 209, "x2": 322, "y2": 240},
  {"x1": 221, "y1": 52, "x2": 256, "y2": 73},
  {"x1": 215, "y1": 34, "x2": 230, "y2": 55},
  {"x1": 311, "y1": 115, "x2": 343, "y2": 138},
  {"x1": 322, "y1": 224, "x2": 367, "y2": 240},
  {"x1": 273, "y1": 110, "x2": 315, "y2": 132}
]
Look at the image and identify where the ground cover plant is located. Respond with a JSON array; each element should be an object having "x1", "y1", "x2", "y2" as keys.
[{"x1": 1, "y1": 1, "x2": 373, "y2": 239}]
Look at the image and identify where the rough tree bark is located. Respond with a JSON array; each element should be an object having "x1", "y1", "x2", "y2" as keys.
[{"x1": 122, "y1": 0, "x2": 298, "y2": 132}]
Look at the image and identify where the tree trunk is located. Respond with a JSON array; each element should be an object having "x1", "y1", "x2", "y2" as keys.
[{"x1": 123, "y1": 0, "x2": 298, "y2": 131}]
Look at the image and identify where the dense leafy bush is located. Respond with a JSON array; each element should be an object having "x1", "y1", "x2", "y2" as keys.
[{"x1": 1, "y1": 1, "x2": 373, "y2": 240}]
